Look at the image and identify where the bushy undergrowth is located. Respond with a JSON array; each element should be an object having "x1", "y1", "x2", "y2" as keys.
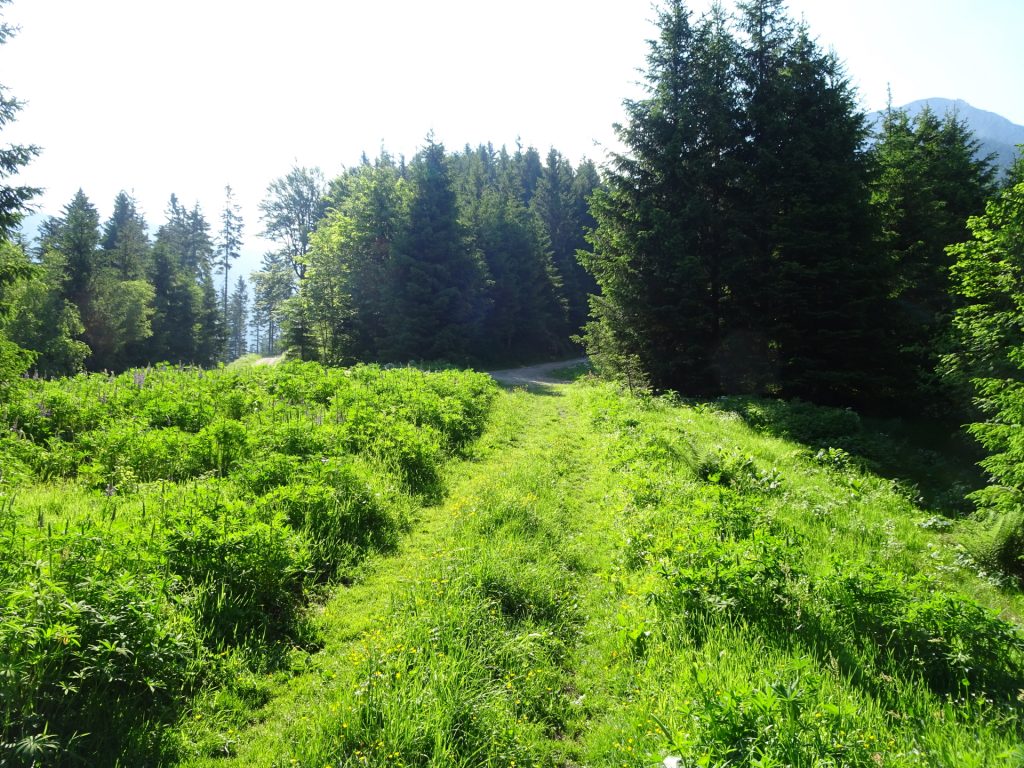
[
  {"x1": 718, "y1": 395, "x2": 983, "y2": 514},
  {"x1": 0, "y1": 362, "x2": 496, "y2": 765},
  {"x1": 578, "y1": 384, "x2": 1024, "y2": 767},
  {"x1": 185, "y1": 383, "x2": 1024, "y2": 768}
]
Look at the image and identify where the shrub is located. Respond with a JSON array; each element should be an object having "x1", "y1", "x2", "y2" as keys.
[
  {"x1": 260, "y1": 461, "x2": 406, "y2": 581},
  {"x1": 164, "y1": 504, "x2": 311, "y2": 644}
]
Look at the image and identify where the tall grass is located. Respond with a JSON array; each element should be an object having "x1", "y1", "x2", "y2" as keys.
[{"x1": 0, "y1": 362, "x2": 496, "y2": 765}]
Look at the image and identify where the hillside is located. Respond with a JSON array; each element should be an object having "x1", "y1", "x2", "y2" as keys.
[{"x1": 3, "y1": 363, "x2": 1022, "y2": 766}]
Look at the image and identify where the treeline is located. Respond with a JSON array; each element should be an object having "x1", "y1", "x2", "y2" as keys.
[
  {"x1": 2, "y1": 190, "x2": 241, "y2": 375},
  {"x1": 582, "y1": 0, "x2": 1004, "y2": 417},
  {"x1": 579, "y1": 0, "x2": 1024, "y2": 576},
  {"x1": 0, "y1": 143, "x2": 598, "y2": 375}
]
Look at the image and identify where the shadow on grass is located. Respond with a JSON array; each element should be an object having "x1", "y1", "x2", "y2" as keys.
[
  {"x1": 492, "y1": 381, "x2": 565, "y2": 396},
  {"x1": 713, "y1": 396, "x2": 984, "y2": 515}
]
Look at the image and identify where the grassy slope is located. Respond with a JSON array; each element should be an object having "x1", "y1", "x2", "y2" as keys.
[{"x1": 176, "y1": 380, "x2": 1024, "y2": 768}]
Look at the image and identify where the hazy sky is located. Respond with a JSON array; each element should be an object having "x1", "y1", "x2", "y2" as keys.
[{"x1": 3, "y1": 0, "x2": 1022, "y2": 273}]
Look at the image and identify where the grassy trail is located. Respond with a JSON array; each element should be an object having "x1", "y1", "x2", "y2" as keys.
[
  {"x1": 179, "y1": 382, "x2": 610, "y2": 766},
  {"x1": 177, "y1": 381, "x2": 1024, "y2": 768}
]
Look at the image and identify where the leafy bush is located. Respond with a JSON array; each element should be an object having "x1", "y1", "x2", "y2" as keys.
[
  {"x1": 261, "y1": 460, "x2": 407, "y2": 581},
  {"x1": 0, "y1": 361, "x2": 497, "y2": 762},
  {"x1": 1, "y1": 543, "x2": 204, "y2": 760}
]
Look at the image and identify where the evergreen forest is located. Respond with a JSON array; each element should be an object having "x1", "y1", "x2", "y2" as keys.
[{"x1": 3, "y1": 0, "x2": 1024, "y2": 765}]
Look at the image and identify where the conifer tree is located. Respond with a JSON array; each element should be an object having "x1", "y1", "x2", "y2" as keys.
[
  {"x1": 101, "y1": 191, "x2": 150, "y2": 280},
  {"x1": 0, "y1": 0, "x2": 39, "y2": 237},
  {"x1": 149, "y1": 238, "x2": 201, "y2": 363},
  {"x1": 226, "y1": 274, "x2": 249, "y2": 360},
  {"x1": 251, "y1": 251, "x2": 293, "y2": 356},
  {"x1": 734, "y1": 1, "x2": 885, "y2": 404},
  {"x1": 533, "y1": 149, "x2": 599, "y2": 334},
  {"x1": 216, "y1": 185, "x2": 244, "y2": 322},
  {"x1": 54, "y1": 189, "x2": 100, "y2": 313},
  {"x1": 306, "y1": 155, "x2": 407, "y2": 362},
  {"x1": 872, "y1": 105, "x2": 997, "y2": 412},
  {"x1": 582, "y1": 0, "x2": 886, "y2": 404},
  {"x1": 385, "y1": 138, "x2": 487, "y2": 362},
  {"x1": 581, "y1": 1, "x2": 747, "y2": 393},
  {"x1": 474, "y1": 176, "x2": 564, "y2": 361}
]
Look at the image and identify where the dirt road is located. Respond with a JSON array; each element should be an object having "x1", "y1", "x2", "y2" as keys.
[{"x1": 487, "y1": 357, "x2": 589, "y2": 387}]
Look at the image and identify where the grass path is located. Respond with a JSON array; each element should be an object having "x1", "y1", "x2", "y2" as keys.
[
  {"x1": 176, "y1": 381, "x2": 1024, "y2": 767},
  {"x1": 179, "y1": 383, "x2": 611, "y2": 766}
]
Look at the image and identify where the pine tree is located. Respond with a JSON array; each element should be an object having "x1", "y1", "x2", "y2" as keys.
[
  {"x1": 872, "y1": 105, "x2": 997, "y2": 412},
  {"x1": 251, "y1": 251, "x2": 293, "y2": 356},
  {"x1": 100, "y1": 191, "x2": 150, "y2": 280},
  {"x1": 735, "y1": 1, "x2": 885, "y2": 405},
  {"x1": 54, "y1": 189, "x2": 100, "y2": 313},
  {"x1": 385, "y1": 138, "x2": 487, "y2": 362},
  {"x1": 145, "y1": 196, "x2": 222, "y2": 365},
  {"x1": 474, "y1": 177, "x2": 564, "y2": 361},
  {"x1": 149, "y1": 238, "x2": 201, "y2": 364},
  {"x1": 216, "y1": 185, "x2": 244, "y2": 324},
  {"x1": 581, "y1": 1, "x2": 747, "y2": 393},
  {"x1": 0, "y1": 0, "x2": 40, "y2": 237},
  {"x1": 226, "y1": 274, "x2": 249, "y2": 360},
  {"x1": 532, "y1": 148, "x2": 599, "y2": 334}
]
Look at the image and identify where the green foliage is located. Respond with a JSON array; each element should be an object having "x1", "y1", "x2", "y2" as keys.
[
  {"x1": 576, "y1": 382, "x2": 1024, "y2": 767},
  {"x1": 384, "y1": 138, "x2": 489, "y2": 363},
  {"x1": 189, "y1": 381, "x2": 1024, "y2": 768},
  {"x1": 0, "y1": 362, "x2": 497, "y2": 763},
  {"x1": 872, "y1": 105, "x2": 997, "y2": 414},
  {"x1": 945, "y1": 177, "x2": 1024, "y2": 578}
]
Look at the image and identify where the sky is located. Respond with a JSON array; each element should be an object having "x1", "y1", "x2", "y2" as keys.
[{"x1": 3, "y1": 0, "x2": 1022, "y2": 275}]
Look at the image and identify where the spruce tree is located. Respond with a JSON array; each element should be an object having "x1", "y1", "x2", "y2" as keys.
[
  {"x1": 872, "y1": 105, "x2": 997, "y2": 412},
  {"x1": 0, "y1": 0, "x2": 40, "y2": 237},
  {"x1": 475, "y1": 177, "x2": 565, "y2": 361},
  {"x1": 216, "y1": 185, "x2": 244, "y2": 324},
  {"x1": 251, "y1": 251, "x2": 293, "y2": 356},
  {"x1": 226, "y1": 275, "x2": 249, "y2": 360},
  {"x1": 101, "y1": 191, "x2": 150, "y2": 280},
  {"x1": 735, "y1": 2, "x2": 885, "y2": 405},
  {"x1": 581, "y1": 1, "x2": 747, "y2": 394},
  {"x1": 149, "y1": 238, "x2": 201, "y2": 364},
  {"x1": 532, "y1": 149, "x2": 597, "y2": 335},
  {"x1": 386, "y1": 138, "x2": 487, "y2": 362},
  {"x1": 54, "y1": 189, "x2": 100, "y2": 313}
]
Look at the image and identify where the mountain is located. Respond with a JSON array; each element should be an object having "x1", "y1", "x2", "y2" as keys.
[{"x1": 869, "y1": 98, "x2": 1024, "y2": 176}]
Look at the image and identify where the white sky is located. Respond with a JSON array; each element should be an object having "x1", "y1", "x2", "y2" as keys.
[{"x1": 3, "y1": 0, "x2": 1022, "y2": 274}]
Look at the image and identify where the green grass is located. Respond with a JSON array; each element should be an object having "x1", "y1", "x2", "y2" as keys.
[
  {"x1": 0, "y1": 362, "x2": 496, "y2": 765},
  {"x1": 3, "y1": 371, "x2": 1023, "y2": 766}
]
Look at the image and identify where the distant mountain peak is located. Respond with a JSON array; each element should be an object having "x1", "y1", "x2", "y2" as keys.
[{"x1": 870, "y1": 98, "x2": 1024, "y2": 175}]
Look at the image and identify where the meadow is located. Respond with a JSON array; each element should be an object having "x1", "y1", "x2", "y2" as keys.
[{"x1": 2, "y1": 365, "x2": 1024, "y2": 767}]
